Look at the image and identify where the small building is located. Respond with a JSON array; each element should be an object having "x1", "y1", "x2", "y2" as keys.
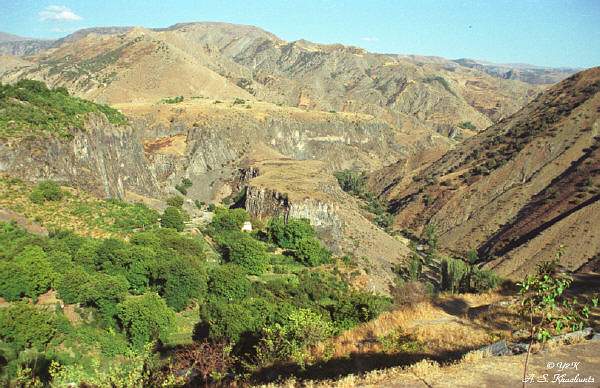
[{"x1": 241, "y1": 221, "x2": 253, "y2": 232}]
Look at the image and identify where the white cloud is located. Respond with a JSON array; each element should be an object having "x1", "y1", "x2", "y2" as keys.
[
  {"x1": 360, "y1": 37, "x2": 379, "y2": 43},
  {"x1": 39, "y1": 5, "x2": 82, "y2": 22}
]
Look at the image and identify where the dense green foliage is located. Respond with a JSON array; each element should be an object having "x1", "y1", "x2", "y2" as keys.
[
  {"x1": 0, "y1": 79, "x2": 127, "y2": 139},
  {"x1": 0, "y1": 203, "x2": 391, "y2": 385},
  {"x1": 396, "y1": 225, "x2": 500, "y2": 295},
  {"x1": 268, "y1": 217, "x2": 331, "y2": 266},
  {"x1": 160, "y1": 206, "x2": 185, "y2": 231},
  {"x1": 117, "y1": 293, "x2": 175, "y2": 348}
]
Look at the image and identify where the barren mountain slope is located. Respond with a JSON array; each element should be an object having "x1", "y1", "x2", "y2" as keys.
[
  {"x1": 1, "y1": 27, "x2": 251, "y2": 103},
  {"x1": 382, "y1": 67, "x2": 600, "y2": 277},
  {"x1": 453, "y1": 58, "x2": 579, "y2": 85},
  {"x1": 115, "y1": 98, "x2": 452, "y2": 201},
  {"x1": 1, "y1": 23, "x2": 541, "y2": 137}
]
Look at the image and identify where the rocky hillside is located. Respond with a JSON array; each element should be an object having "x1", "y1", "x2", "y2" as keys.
[
  {"x1": 1, "y1": 23, "x2": 542, "y2": 137},
  {"x1": 380, "y1": 67, "x2": 600, "y2": 278},
  {"x1": 453, "y1": 58, "x2": 579, "y2": 85},
  {"x1": 0, "y1": 32, "x2": 54, "y2": 56}
]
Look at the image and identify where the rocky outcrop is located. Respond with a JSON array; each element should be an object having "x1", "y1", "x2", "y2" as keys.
[
  {"x1": 0, "y1": 114, "x2": 159, "y2": 198},
  {"x1": 242, "y1": 158, "x2": 411, "y2": 294}
]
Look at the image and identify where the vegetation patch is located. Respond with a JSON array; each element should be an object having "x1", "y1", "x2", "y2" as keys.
[{"x1": 0, "y1": 80, "x2": 127, "y2": 139}]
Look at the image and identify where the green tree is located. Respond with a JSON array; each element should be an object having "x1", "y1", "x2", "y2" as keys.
[
  {"x1": 292, "y1": 237, "x2": 331, "y2": 266},
  {"x1": 117, "y1": 293, "x2": 175, "y2": 349},
  {"x1": 160, "y1": 206, "x2": 185, "y2": 232},
  {"x1": 215, "y1": 232, "x2": 269, "y2": 274},
  {"x1": 0, "y1": 303, "x2": 63, "y2": 352},
  {"x1": 166, "y1": 195, "x2": 184, "y2": 208},
  {"x1": 209, "y1": 208, "x2": 249, "y2": 232},
  {"x1": 268, "y1": 217, "x2": 316, "y2": 249},
  {"x1": 14, "y1": 246, "x2": 55, "y2": 300},
  {"x1": 207, "y1": 264, "x2": 250, "y2": 301},
  {"x1": 157, "y1": 256, "x2": 208, "y2": 311},
  {"x1": 55, "y1": 266, "x2": 92, "y2": 304}
]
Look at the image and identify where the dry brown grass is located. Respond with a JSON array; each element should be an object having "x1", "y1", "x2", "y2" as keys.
[{"x1": 314, "y1": 292, "x2": 511, "y2": 363}]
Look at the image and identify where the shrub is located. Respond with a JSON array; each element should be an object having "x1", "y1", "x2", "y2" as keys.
[
  {"x1": 254, "y1": 308, "x2": 333, "y2": 368},
  {"x1": 466, "y1": 249, "x2": 479, "y2": 264},
  {"x1": 331, "y1": 292, "x2": 391, "y2": 330},
  {"x1": 214, "y1": 232, "x2": 269, "y2": 275},
  {"x1": 160, "y1": 206, "x2": 185, "y2": 231},
  {"x1": 86, "y1": 273, "x2": 130, "y2": 326},
  {"x1": 268, "y1": 217, "x2": 316, "y2": 249},
  {"x1": 210, "y1": 208, "x2": 250, "y2": 232},
  {"x1": 0, "y1": 303, "x2": 63, "y2": 352},
  {"x1": 470, "y1": 267, "x2": 501, "y2": 292},
  {"x1": 157, "y1": 256, "x2": 208, "y2": 311},
  {"x1": 208, "y1": 264, "x2": 251, "y2": 301},
  {"x1": 29, "y1": 181, "x2": 63, "y2": 204},
  {"x1": 173, "y1": 341, "x2": 233, "y2": 384},
  {"x1": 458, "y1": 121, "x2": 477, "y2": 131},
  {"x1": 117, "y1": 293, "x2": 175, "y2": 349},
  {"x1": 199, "y1": 297, "x2": 276, "y2": 345},
  {"x1": 166, "y1": 195, "x2": 184, "y2": 208},
  {"x1": 292, "y1": 237, "x2": 331, "y2": 267},
  {"x1": 55, "y1": 266, "x2": 92, "y2": 304},
  {"x1": 13, "y1": 245, "x2": 55, "y2": 300},
  {"x1": 334, "y1": 170, "x2": 367, "y2": 195}
]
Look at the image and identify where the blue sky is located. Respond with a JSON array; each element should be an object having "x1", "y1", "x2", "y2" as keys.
[{"x1": 1, "y1": 0, "x2": 599, "y2": 68}]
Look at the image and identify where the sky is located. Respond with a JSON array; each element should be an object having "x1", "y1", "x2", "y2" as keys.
[{"x1": 1, "y1": 0, "x2": 599, "y2": 68}]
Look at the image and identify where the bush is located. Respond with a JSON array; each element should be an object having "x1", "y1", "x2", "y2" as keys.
[
  {"x1": 471, "y1": 267, "x2": 501, "y2": 292},
  {"x1": 117, "y1": 293, "x2": 175, "y2": 348},
  {"x1": 157, "y1": 256, "x2": 208, "y2": 311},
  {"x1": 166, "y1": 195, "x2": 184, "y2": 208},
  {"x1": 458, "y1": 121, "x2": 477, "y2": 131},
  {"x1": 0, "y1": 303, "x2": 64, "y2": 352},
  {"x1": 292, "y1": 237, "x2": 331, "y2": 266},
  {"x1": 29, "y1": 181, "x2": 63, "y2": 204},
  {"x1": 55, "y1": 266, "x2": 92, "y2": 304},
  {"x1": 210, "y1": 208, "x2": 249, "y2": 232},
  {"x1": 268, "y1": 217, "x2": 316, "y2": 249},
  {"x1": 13, "y1": 246, "x2": 55, "y2": 300},
  {"x1": 173, "y1": 341, "x2": 233, "y2": 384},
  {"x1": 214, "y1": 232, "x2": 269, "y2": 274},
  {"x1": 160, "y1": 206, "x2": 185, "y2": 231},
  {"x1": 207, "y1": 264, "x2": 251, "y2": 301},
  {"x1": 254, "y1": 308, "x2": 333, "y2": 368},
  {"x1": 331, "y1": 292, "x2": 391, "y2": 330},
  {"x1": 334, "y1": 170, "x2": 367, "y2": 195}
]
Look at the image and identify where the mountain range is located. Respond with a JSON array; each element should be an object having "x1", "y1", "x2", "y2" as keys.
[{"x1": 0, "y1": 22, "x2": 597, "y2": 289}]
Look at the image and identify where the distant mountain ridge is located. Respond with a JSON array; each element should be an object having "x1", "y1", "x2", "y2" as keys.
[
  {"x1": 453, "y1": 58, "x2": 579, "y2": 84},
  {"x1": 0, "y1": 22, "x2": 544, "y2": 138},
  {"x1": 0, "y1": 25, "x2": 580, "y2": 86}
]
